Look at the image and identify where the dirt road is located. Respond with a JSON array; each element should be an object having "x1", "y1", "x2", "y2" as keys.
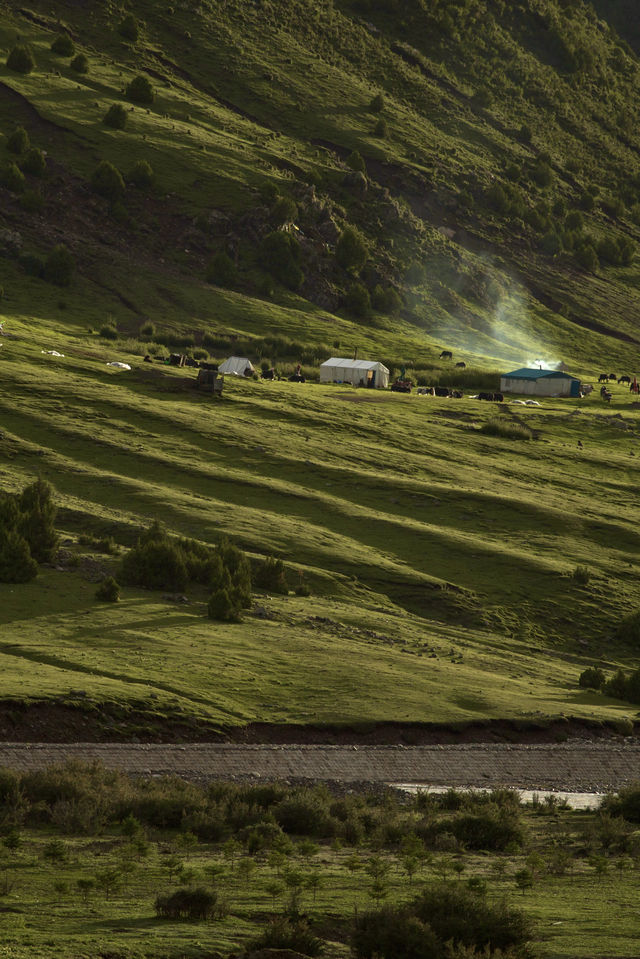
[{"x1": 2, "y1": 740, "x2": 640, "y2": 791}]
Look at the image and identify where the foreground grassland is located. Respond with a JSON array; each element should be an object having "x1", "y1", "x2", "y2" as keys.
[{"x1": 1, "y1": 770, "x2": 639, "y2": 959}]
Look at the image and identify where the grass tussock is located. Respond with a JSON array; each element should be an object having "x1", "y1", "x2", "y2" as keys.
[{"x1": 479, "y1": 419, "x2": 533, "y2": 441}]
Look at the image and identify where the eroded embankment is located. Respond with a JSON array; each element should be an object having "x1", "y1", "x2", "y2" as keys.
[{"x1": 1, "y1": 741, "x2": 639, "y2": 793}]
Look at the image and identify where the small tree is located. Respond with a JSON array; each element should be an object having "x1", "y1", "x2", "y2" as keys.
[
  {"x1": 95, "y1": 576, "x2": 120, "y2": 602},
  {"x1": 19, "y1": 477, "x2": 59, "y2": 563},
  {"x1": 7, "y1": 46, "x2": 35, "y2": 74},
  {"x1": 514, "y1": 867, "x2": 533, "y2": 895},
  {"x1": 71, "y1": 53, "x2": 89, "y2": 74},
  {"x1": 208, "y1": 587, "x2": 240, "y2": 622},
  {"x1": 206, "y1": 251, "x2": 237, "y2": 288},
  {"x1": 373, "y1": 118, "x2": 388, "y2": 138},
  {"x1": 44, "y1": 245, "x2": 74, "y2": 286},
  {"x1": 369, "y1": 93, "x2": 385, "y2": 112},
  {"x1": 127, "y1": 160, "x2": 154, "y2": 189},
  {"x1": 345, "y1": 282, "x2": 370, "y2": 317},
  {"x1": 336, "y1": 226, "x2": 368, "y2": 273},
  {"x1": 253, "y1": 555, "x2": 288, "y2": 594},
  {"x1": 126, "y1": 75, "x2": 154, "y2": 104},
  {"x1": 91, "y1": 160, "x2": 126, "y2": 203},
  {"x1": 270, "y1": 195, "x2": 298, "y2": 227},
  {"x1": 118, "y1": 13, "x2": 140, "y2": 42},
  {"x1": 346, "y1": 150, "x2": 366, "y2": 173},
  {"x1": 51, "y1": 34, "x2": 74, "y2": 57},
  {"x1": 3, "y1": 163, "x2": 26, "y2": 194},
  {"x1": 21, "y1": 147, "x2": 46, "y2": 176},
  {"x1": 103, "y1": 104, "x2": 128, "y2": 130},
  {"x1": 6, "y1": 126, "x2": 29, "y2": 155}
]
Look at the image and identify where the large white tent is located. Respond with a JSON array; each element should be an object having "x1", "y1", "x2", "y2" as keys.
[
  {"x1": 217, "y1": 356, "x2": 255, "y2": 376},
  {"x1": 319, "y1": 357, "x2": 389, "y2": 389}
]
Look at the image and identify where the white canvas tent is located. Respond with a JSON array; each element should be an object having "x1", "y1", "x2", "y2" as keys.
[
  {"x1": 218, "y1": 356, "x2": 255, "y2": 376},
  {"x1": 319, "y1": 357, "x2": 389, "y2": 389}
]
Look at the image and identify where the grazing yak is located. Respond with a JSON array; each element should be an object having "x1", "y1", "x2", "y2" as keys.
[
  {"x1": 598, "y1": 374, "x2": 609, "y2": 382},
  {"x1": 455, "y1": 361, "x2": 466, "y2": 368},
  {"x1": 619, "y1": 375, "x2": 631, "y2": 384},
  {"x1": 439, "y1": 350, "x2": 453, "y2": 360}
]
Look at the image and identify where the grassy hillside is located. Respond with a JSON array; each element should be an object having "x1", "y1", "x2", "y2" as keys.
[{"x1": 2, "y1": 0, "x2": 640, "y2": 732}]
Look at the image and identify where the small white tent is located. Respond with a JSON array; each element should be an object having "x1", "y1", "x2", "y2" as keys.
[
  {"x1": 319, "y1": 357, "x2": 389, "y2": 389},
  {"x1": 218, "y1": 356, "x2": 255, "y2": 376}
]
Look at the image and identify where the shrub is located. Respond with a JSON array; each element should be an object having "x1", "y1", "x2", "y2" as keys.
[
  {"x1": 126, "y1": 75, "x2": 154, "y2": 104},
  {"x1": 7, "y1": 46, "x2": 35, "y2": 74},
  {"x1": 19, "y1": 477, "x2": 60, "y2": 563},
  {"x1": 121, "y1": 537, "x2": 188, "y2": 592},
  {"x1": 44, "y1": 245, "x2": 74, "y2": 286},
  {"x1": 260, "y1": 231, "x2": 303, "y2": 290},
  {"x1": 207, "y1": 587, "x2": 241, "y2": 622},
  {"x1": 572, "y1": 565, "x2": 590, "y2": 585},
  {"x1": 99, "y1": 323, "x2": 118, "y2": 339},
  {"x1": 372, "y1": 285, "x2": 402, "y2": 314},
  {"x1": 20, "y1": 252, "x2": 44, "y2": 277},
  {"x1": 19, "y1": 188, "x2": 44, "y2": 213},
  {"x1": 127, "y1": 160, "x2": 154, "y2": 189},
  {"x1": 21, "y1": 148, "x2": 46, "y2": 177},
  {"x1": 71, "y1": 53, "x2": 89, "y2": 74},
  {"x1": 206, "y1": 251, "x2": 237, "y2": 288},
  {"x1": 253, "y1": 555, "x2": 288, "y2": 594},
  {"x1": 103, "y1": 104, "x2": 128, "y2": 130},
  {"x1": 615, "y1": 610, "x2": 640, "y2": 645},
  {"x1": 91, "y1": 161, "x2": 125, "y2": 202},
  {"x1": 140, "y1": 321, "x2": 155, "y2": 339},
  {"x1": 578, "y1": 666, "x2": 606, "y2": 690},
  {"x1": 575, "y1": 243, "x2": 598, "y2": 272},
  {"x1": 51, "y1": 34, "x2": 74, "y2": 57},
  {"x1": 369, "y1": 93, "x2": 385, "y2": 112},
  {"x1": 95, "y1": 576, "x2": 120, "y2": 602},
  {"x1": 6, "y1": 126, "x2": 29, "y2": 155},
  {"x1": 565, "y1": 210, "x2": 583, "y2": 231},
  {"x1": 249, "y1": 918, "x2": 324, "y2": 956},
  {"x1": 2, "y1": 162, "x2": 26, "y2": 194},
  {"x1": 479, "y1": 419, "x2": 533, "y2": 440},
  {"x1": 270, "y1": 195, "x2": 297, "y2": 226},
  {"x1": 275, "y1": 791, "x2": 334, "y2": 837},
  {"x1": 118, "y1": 14, "x2": 140, "y2": 42},
  {"x1": 373, "y1": 118, "x2": 388, "y2": 138},
  {"x1": 336, "y1": 226, "x2": 368, "y2": 272},
  {"x1": 541, "y1": 230, "x2": 561, "y2": 256},
  {"x1": 155, "y1": 886, "x2": 217, "y2": 920},
  {"x1": 518, "y1": 123, "x2": 532, "y2": 144},
  {"x1": 0, "y1": 527, "x2": 38, "y2": 583},
  {"x1": 346, "y1": 150, "x2": 366, "y2": 173},
  {"x1": 345, "y1": 282, "x2": 371, "y2": 317}
]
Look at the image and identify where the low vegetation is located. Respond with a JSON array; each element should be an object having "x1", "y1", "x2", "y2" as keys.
[{"x1": 0, "y1": 765, "x2": 637, "y2": 958}]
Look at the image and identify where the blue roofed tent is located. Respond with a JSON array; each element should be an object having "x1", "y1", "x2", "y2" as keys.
[{"x1": 500, "y1": 368, "x2": 581, "y2": 397}]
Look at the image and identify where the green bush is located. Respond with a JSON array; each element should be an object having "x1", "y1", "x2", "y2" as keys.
[
  {"x1": 95, "y1": 576, "x2": 120, "y2": 602},
  {"x1": 479, "y1": 419, "x2": 533, "y2": 441},
  {"x1": 6, "y1": 126, "x2": 29, "y2": 155},
  {"x1": 249, "y1": 918, "x2": 324, "y2": 956},
  {"x1": 118, "y1": 14, "x2": 140, "y2": 42},
  {"x1": 572, "y1": 565, "x2": 590, "y2": 585},
  {"x1": 270, "y1": 195, "x2": 298, "y2": 226},
  {"x1": 615, "y1": 610, "x2": 640, "y2": 644},
  {"x1": 3, "y1": 162, "x2": 26, "y2": 193},
  {"x1": 20, "y1": 252, "x2": 44, "y2": 277},
  {"x1": 71, "y1": 53, "x2": 89, "y2": 74},
  {"x1": 346, "y1": 150, "x2": 366, "y2": 173},
  {"x1": 207, "y1": 587, "x2": 241, "y2": 622},
  {"x1": 19, "y1": 477, "x2": 60, "y2": 563},
  {"x1": 121, "y1": 536, "x2": 189, "y2": 592},
  {"x1": 260, "y1": 231, "x2": 303, "y2": 290},
  {"x1": 575, "y1": 243, "x2": 598, "y2": 272},
  {"x1": 206, "y1": 251, "x2": 237, "y2": 288},
  {"x1": 127, "y1": 160, "x2": 154, "y2": 189},
  {"x1": 373, "y1": 118, "x2": 388, "y2": 138},
  {"x1": 21, "y1": 148, "x2": 46, "y2": 176},
  {"x1": 6, "y1": 46, "x2": 35, "y2": 74},
  {"x1": 91, "y1": 161, "x2": 125, "y2": 202},
  {"x1": 369, "y1": 93, "x2": 385, "y2": 112},
  {"x1": 0, "y1": 527, "x2": 38, "y2": 583},
  {"x1": 336, "y1": 226, "x2": 368, "y2": 273},
  {"x1": 103, "y1": 104, "x2": 128, "y2": 130},
  {"x1": 51, "y1": 34, "x2": 74, "y2": 57},
  {"x1": 99, "y1": 323, "x2": 118, "y2": 340},
  {"x1": 578, "y1": 666, "x2": 606, "y2": 690},
  {"x1": 44, "y1": 245, "x2": 74, "y2": 286},
  {"x1": 345, "y1": 282, "x2": 371, "y2": 317},
  {"x1": 372, "y1": 285, "x2": 401, "y2": 314},
  {"x1": 140, "y1": 321, "x2": 155, "y2": 339},
  {"x1": 253, "y1": 555, "x2": 288, "y2": 594},
  {"x1": 126, "y1": 75, "x2": 154, "y2": 104}
]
